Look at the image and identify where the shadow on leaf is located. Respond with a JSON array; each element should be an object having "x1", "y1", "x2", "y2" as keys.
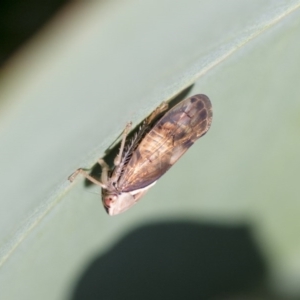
[{"x1": 70, "y1": 220, "x2": 270, "y2": 300}]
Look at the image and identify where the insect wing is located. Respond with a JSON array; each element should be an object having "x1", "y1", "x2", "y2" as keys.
[{"x1": 118, "y1": 94, "x2": 212, "y2": 192}]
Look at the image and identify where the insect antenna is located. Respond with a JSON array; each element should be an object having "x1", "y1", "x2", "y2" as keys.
[{"x1": 87, "y1": 190, "x2": 100, "y2": 196}]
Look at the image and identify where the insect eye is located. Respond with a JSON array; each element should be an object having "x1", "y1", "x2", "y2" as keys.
[{"x1": 106, "y1": 195, "x2": 117, "y2": 204}]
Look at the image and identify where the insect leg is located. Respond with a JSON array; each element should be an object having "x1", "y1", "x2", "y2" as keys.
[
  {"x1": 98, "y1": 159, "x2": 109, "y2": 185},
  {"x1": 147, "y1": 102, "x2": 168, "y2": 124},
  {"x1": 68, "y1": 168, "x2": 107, "y2": 188},
  {"x1": 114, "y1": 122, "x2": 132, "y2": 166}
]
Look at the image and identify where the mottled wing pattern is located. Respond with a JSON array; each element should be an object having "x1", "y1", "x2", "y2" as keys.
[{"x1": 118, "y1": 94, "x2": 212, "y2": 192}]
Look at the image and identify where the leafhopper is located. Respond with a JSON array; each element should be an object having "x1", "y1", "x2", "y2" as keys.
[{"x1": 69, "y1": 94, "x2": 212, "y2": 215}]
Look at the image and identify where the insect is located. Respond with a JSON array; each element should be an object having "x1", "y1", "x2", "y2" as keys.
[{"x1": 69, "y1": 94, "x2": 212, "y2": 215}]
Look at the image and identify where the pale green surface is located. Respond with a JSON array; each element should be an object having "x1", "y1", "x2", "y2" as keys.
[{"x1": 0, "y1": 0, "x2": 300, "y2": 299}]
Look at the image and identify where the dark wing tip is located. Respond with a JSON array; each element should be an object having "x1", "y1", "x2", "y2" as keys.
[
  {"x1": 190, "y1": 94, "x2": 213, "y2": 136},
  {"x1": 191, "y1": 94, "x2": 212, "y2": 108}
]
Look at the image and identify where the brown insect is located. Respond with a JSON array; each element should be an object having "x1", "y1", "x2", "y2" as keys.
[{"x1": 69, "y1": 94, "x2": 212, "y2": 215}]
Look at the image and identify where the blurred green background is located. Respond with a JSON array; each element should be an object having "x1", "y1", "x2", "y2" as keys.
[{"x1": 0, "y1": 1, "x2": 300, "y2": 299}]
